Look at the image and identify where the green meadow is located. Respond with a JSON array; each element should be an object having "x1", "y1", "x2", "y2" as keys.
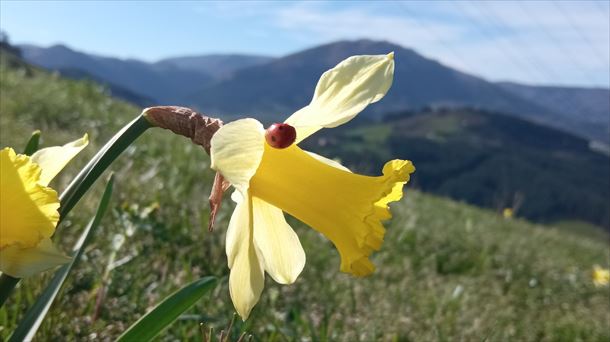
[{"x1": 1, "y1": 50, "x2": 609, "y2": 341}]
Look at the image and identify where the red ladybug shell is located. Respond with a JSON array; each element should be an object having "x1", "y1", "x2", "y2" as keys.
[{"x1": 265, "y1": 123, "x2": 297, "y2": 149}]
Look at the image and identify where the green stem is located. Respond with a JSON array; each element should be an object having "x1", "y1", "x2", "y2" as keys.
[{"x1": 0, "y1": 115, "x2": 151, "y2": 308}]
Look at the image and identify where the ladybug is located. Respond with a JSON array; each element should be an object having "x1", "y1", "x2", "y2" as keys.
[{"x1": 265, "y1": 123, "x2": 297, "y2": 149}]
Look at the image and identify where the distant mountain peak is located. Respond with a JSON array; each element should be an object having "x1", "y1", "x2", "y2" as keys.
[
  {"x1": 47, "y1": 43, "x2": 73, "y2": 51},
  {"x1": 17, "y1": 40, "x2": 609, "y2": 143},
  {"x1": 285, "y1": 38, "x2": 418, "y2": 58}
]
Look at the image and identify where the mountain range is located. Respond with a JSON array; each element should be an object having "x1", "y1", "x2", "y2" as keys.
[
  {"x1": 19, "y1": 44, "x2": 272, "y2": 104},
  {"x1": 19, "y1": 40, "x2": 609, "y2": 143}
]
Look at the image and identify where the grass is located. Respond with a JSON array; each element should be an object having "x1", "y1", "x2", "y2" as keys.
[{"x1": 1, "y1": 51, "x2": 609, "y2": 341}]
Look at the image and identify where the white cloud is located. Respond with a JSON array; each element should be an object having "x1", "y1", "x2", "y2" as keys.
[
  {"x1": 269, "y1": 1, "x2": 609, "y2": 87},
  {"x1": 273, "y1": 2, "x2": 466, "y2": 48}
]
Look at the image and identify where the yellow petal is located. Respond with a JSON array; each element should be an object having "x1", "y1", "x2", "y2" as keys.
[
  {"x1": 225, "y1": 191, "x2": 265, "y2": 320},
  {"x1": 252, "y1": 197, "x2": 305, "y2": 284},
  {"x1": 0, "y1": 148, "x2": 59, "y2": 249},
  {"x1": 226, "y1": 191, "x2": 248, "y2": 268},
  {"x1": 210, "y1": 119, "x2": 265, "y2": 194},
  {"x1": 250, "y1": 143, "x2": 414, "y2": 277},
  {"x1": 31, "y1": 134, "x2": 89, "y2": 186},
  {"x1": 0, "y1": 238, "x2": 70, "y2": 277},
  {"x1": 286, "y1": 53, "x2": 395, "y2": 143}
]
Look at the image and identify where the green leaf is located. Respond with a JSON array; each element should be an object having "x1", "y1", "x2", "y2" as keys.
[
  {"x1": 23, "y1": 130, "x2": 41, "y2": 156},
  {"x1": 8, "y1": 174, "x2": 116, "y2": 342},
  {"x1": 0, "y1": 275, "x2": 19, "y2": 308},
  {"x1": 59, "y1": 114, "x2": 150, "y2": 218},
  {"x1": 117, "y1": 276, "x2": 217, "y2": 342}
]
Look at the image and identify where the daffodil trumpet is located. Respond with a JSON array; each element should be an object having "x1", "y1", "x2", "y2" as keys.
[{"x1": 209, "y1": 52, "x2": 415, "y2": 319}]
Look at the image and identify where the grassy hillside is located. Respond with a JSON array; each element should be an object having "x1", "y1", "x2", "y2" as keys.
[
  {"x1": 1, "y1": 50, "x2": 609, "y2": 341},
  {"x1": 303, "y1": 109, "x2": 610, "y2": 229}
]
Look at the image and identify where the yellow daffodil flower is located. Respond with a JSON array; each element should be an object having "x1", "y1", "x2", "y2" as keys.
[
  {"x1": 0, "y1": 135, "x2": 88, "y2": 278},
  {"x1": 210, "y1": 53, "x2": 415, "y2": 319},
  {"x1": 592, "y1": 265, "x2": 609, "y2": 287}
]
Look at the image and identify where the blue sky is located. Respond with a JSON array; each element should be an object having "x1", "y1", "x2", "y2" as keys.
[{"x1": 1, "y1": 1, "x2": 609, "y2": 87}]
